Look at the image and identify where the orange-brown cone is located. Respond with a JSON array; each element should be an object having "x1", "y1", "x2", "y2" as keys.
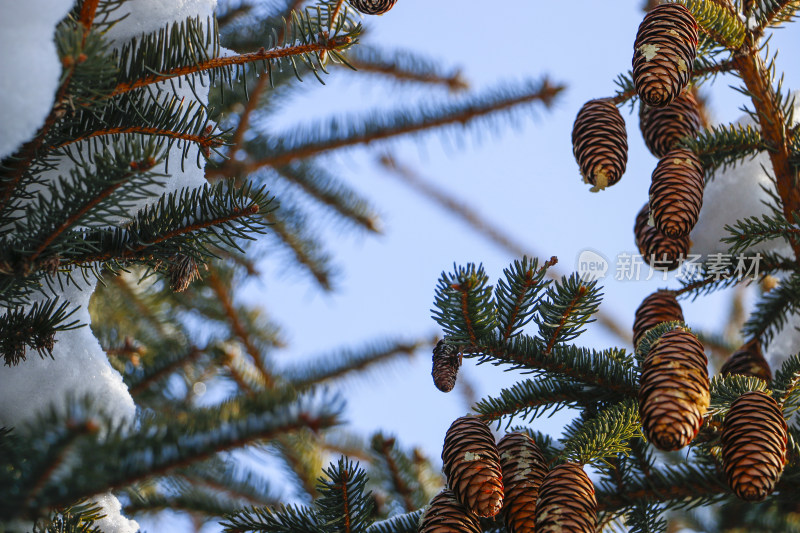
[
  {"x1": 634, "y1": 203, "x2": 690, "y2": 270},
  {"x1": 720, "y1": 338, "x2": 772, "y2": 382},
  {"x1": 419, "y1": 489, "x2": 481, "y2": 533},
  {"x1": 498, "y1": 432, "x2": 547, "y2": 533},
  {"x1": 639, "y1": 328, "x2": 709, "y2": 451},
  {"x1": 572, "y1": 99, "x2": 628, "y2": 191},
  {"x1": 632, "y1": 289, "x2": 684, "y2": 349},
  {"x1": 649, "y1": 149, "x2": 705, "y2": 238},
  {"x1": 535, "y1": 462, "x2": 597, "y2": 533},
  {"x1": 640, "y1": 91, "x2": 702, "y2": 158},
  {"x1": 441, "y1": 416, "x2": 504, "y2": 517},
  {"x1": 721, "y1": 391, "x2": 788, "y2": 501}
]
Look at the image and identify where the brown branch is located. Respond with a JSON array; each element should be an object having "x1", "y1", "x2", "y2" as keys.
[
  {"x1": 53, "y1": 126, "x2": 222, "y2": 156},
  {"x1": 238, "y1": 80, "x2": 563, "y2": 172},
  {"x1": 376, "y1": 436, "x2": 416, "y2": 512},
  {"x1": 595, "y1": 479, "x2": 726, "y2": 512},
  {"x1": 264, "y1": 211, "x2": 332, "y2": 290},
  {"x1": 348, "y1": 59, "x2": 468, "y2": 92},
  {"x1": 454, "y1": 283, "x2": 478, "y2": 345},
  {"x1": 207, "y1": 267, "x2": 275, "y2": 388},
  {"x1": 544, "y1": 284, "x2": 588, "y2": 356},
  {"x1": 65, "y1": 203, "x2": 259, "y2": 265},
  {"x1": 78, "y1": 0, "x2": 100, "y2": 37},
  {"x1": 129, "y1": 347, "x2": 204, "y2": 397},
  {"x1": 111, "y1": 36, "x2": 353, "y2": 97},
  {"x1": 379, "y1": 155, "x2": 632, "y2": 345},
  {"x1": 733, "y1": 49, "x2": 800, "y2": 261}
]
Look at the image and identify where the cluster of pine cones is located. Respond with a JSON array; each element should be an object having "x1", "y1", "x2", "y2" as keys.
[
  {"x1": 572, "y1": 4, "x2": 704, "y2": 270},
  {"x1": 419, "y1": 416, "x2": 597, "y2": 533},
  {"x1": 634, "y1": 291, "x2": 788, "y2": 501}
]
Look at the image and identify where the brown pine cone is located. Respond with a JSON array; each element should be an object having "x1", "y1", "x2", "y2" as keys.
[
  {"x1": 349, "y1": 0, "x2": 398, "y2": 15},
  {"x1": 721, "y1": 391, "x2": 788, "y2": 501},
  {"x1": 632, "y1": 289, "x2": 684, "y2": 349},
  {"x1": 640, "y1": 91, "x2": 702, "y2": 157},
  {"x1": 639, "y1": 328, "x2": 709, "y2": 451},
  {"x1": 432, "y1": 340, "x2": 461, "y2": 393},
  {"x1": 535, "y1": 462, "x2": 597, "y2": 533},
  {"x1": 720, "y1": 338, "x2": 772, "y2": 382},
  {"x1": 633, "y1": 3, "x2": 698, "y2": 107},
  {"x1": 419, "y1": 489, "x2": 482, "y2": 533},
  {"x1": 572, "y1": 99, "x2": 628, "y2": 191},
  {"x1": 634, "y1": 203, "x2": 690, "y2": 270},
  {"x1": 441, "y1": 416, "x2": 504, "y2": 517},
  {"x1": 649, "y1": 149, "x2": 705, "y2": 238},
  {"x1": 498, "y1": 432, "x2": 548, "y2": 533}
]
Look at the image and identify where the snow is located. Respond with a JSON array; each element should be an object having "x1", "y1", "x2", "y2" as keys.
[
  {"x1": 689, "y1": 93, "x2": 800, "y2": 259},
  {"x1": 0, "y1": 1, "x2": 217, "y2": 531},
  {"x1": 0, "y1": 0, "x2": 74, "y2": 158}
]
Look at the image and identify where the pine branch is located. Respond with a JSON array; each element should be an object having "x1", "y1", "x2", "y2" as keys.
[
  {"x1": 369, "y1": 434, "x2": 419, "y2": 513},
  {"x1": 282, "y1": 337, "x2": 428, "y2": 389},
  {"x1": 748, "y1": 0, "x2": 800, "y2": 36},
  {"x1": 495, "y1": 256, "x2": 555, "y2": 342},
  {"x1": 0, "y1": 299, "x2": 80, "y2": 366},
  {"x1": 263, "y1": 207, "x2": 334, "y2": 290},
  {"x1": 346, "y1": 45, "x2": 468, "y2": 91},
  {"x1": 207, "y1": 266, "x2": 275, "y2": 387},
  {"x1": 365, "y1": 510, "x2": 422, "y2": 533},
  {"x1": 682, "y1": 122, "x2": 767, "y2": 175},
  {"x1": 233, "y1": 78, "x2": 563, "y2": 171},
  {"x1": 221, "y1": 504, "x2": 320, "y2": 533},
  {"x1": 126, "y1": 345, "x2": 205, "y2": 397},
  {"x1": 314, "y1": 457, "x2": 374, "y2": 533},
  {"x1": 681, "y1": 0, "x2": 747, "y2": 49},
  {"x1": 536, "y1": 274, "x2": 603, "y2": 355},
  {"x1": 561, "y1": 399, "x2": 642, "y2": 465},
  {"x1": 723, "y1": 210, "x2": 800, "y2": 255},
  {"x1": 742, "y1": 273, "x2": 800, "y2": 348},
  {"x1": 432, "y1": 262, "x2": 497, "y2": 345},
  {"x1": 773, "y1": 353, "x2": 800, "y2": 415},
  {"x1": 474, "y1": 376, "x2": 598, "y2": 429}
]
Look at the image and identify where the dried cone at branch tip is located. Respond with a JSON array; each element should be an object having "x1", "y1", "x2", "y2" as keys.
[
  {"x1": 572, "y1": 98, "x2": 628, "y2": 191},
  {"x1": 534, "y1": 462, "x2": 597, "y2": 533},
  {"x1": 432, "y1": 340, "x2": 461, "y2": 393},
  {"x1": 721, "y1": 391, "x2": 788, "y2": 501},
  {"x1": 632, "y1": 289, "x2": 684, "y2": 349},
  {"x1": 441, "y1": 416, "x2": 504, "y2": 517},
  {"x1": 633, "y1": 3, "x2": 698, "y2": 108},
  {"x1": 419, "y1": 489, "x2": 482, "y2": 533},
  {"x1": 497, "y1": 432, "x2": 548, "y2": 533},
  {"x1": 348, "y1": 0, "x2": 398, "y2": 15},
  {"x1": 640, "y1": 91, "x2": 702, "y2": 158},
  {"x1": 639, "y1": 328, "x2": 710, "y2": 451},
  {"x1": 720, "y1": 338, "x2": 772, "y2": 382},
  {"x1": 649, "y1": 148, "x2": 705, "y2": 238},
  {"x1": 634, "y1": 203, "x2": 690, "y2": 270}
]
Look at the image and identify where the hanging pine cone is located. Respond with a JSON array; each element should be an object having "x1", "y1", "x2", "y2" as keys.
[
  {"x1": 633, "y1": 3, "x2": 698, "y2": 108},
  {"x1": 649, "y1": 149, "x2": 705, "y2": 238},
  {"x1": 441, "y1": 416, "x2": 504, "y2": 517},
  {"x1": 349, "y1": 0, "x2": 397, "y2": 15},
  {"x1": 639, "y1": 328, "x2": 709, "y2": 451},
  {"x1": 497, "y1": 432, "x2": 548, "y2": 533},
  {"x1": 721, "y1": 391, "x2": 788, "y2": 501},
  {"x1": 572, "y1": 99, "x2": 628, "y2": 191},
  {"x1": 640, "y1": 91, "x2": 702, "y2": 157},
  {"x1": 535, "y1": 462, "x2": 597, "y2": 533},
  {"x1": 419, "y1": 489, "x2": 482, "y2": 533},
  {"x1": 634, "y1": 203, "x2": 690, "y2": 270},
  {"x1": 720, "y1": 338, "x2": 772, "y2": 382},
  {"x1": 632, "y1": 289, "x2": 684, "y2": 349},
  {"x1": 432, "y1": 340, "x2": 461, "y2": 393}
]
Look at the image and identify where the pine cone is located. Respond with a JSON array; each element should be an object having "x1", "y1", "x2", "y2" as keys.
[
  {"x1": 441, "y1": 416, "x2": 504, "y2": 517},
  {"x1": 721, "y1": 391, "x2": 788, "y2": 501},
  {"x1": 639, "y1": 328, "x2": 709, "y2": 451},
  {"x1": 349, "y1": 0, "x2": 398, "y2": 15},
  {"x1": 432, "y1": 340, "x2": 461, "y2": 392},
  {"x1": 634, "y1": 203, "x2": 690, "y2": 270},
  {"x1": 640, "y1": 91, "x2": 702, "y2": 157},
  {"x1": 572, "y1": 99, "x2": 628, "y2": 191},
  {"x1": 498, "y1": 433, "x2": 548, "y2": 533},
  {"x1": 419, "y1": 489, "x2": 482, "y2": 533},
  {"x1": 633, "y1": 3, "x2": 698, "y2": 108},
  {"x1": 649, "y1": 149, "x2": 705, "y2": 238},
  {"x1": 632, "y1": 289, "x2": 684, "y2": 349},
  {"x1": 535, "y1": 462, "x2": 597, "y2": 533},
  {"x1": 720, "y1": 338, "x2": 772, "y2": 382}
]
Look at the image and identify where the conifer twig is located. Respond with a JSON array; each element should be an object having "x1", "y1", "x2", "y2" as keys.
[
  {"x1": 111, "y1": 36, "x2": 354, "y2": 97},
  {"x1": 129, "y1": 347, "x2": 204, "y2": 397},
  {"x1": 207, "y1": 267, "x2": 275, "y2": 388},
  {"x1": 52, "y1": 126, "x2": 223, "y2": 156}
]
